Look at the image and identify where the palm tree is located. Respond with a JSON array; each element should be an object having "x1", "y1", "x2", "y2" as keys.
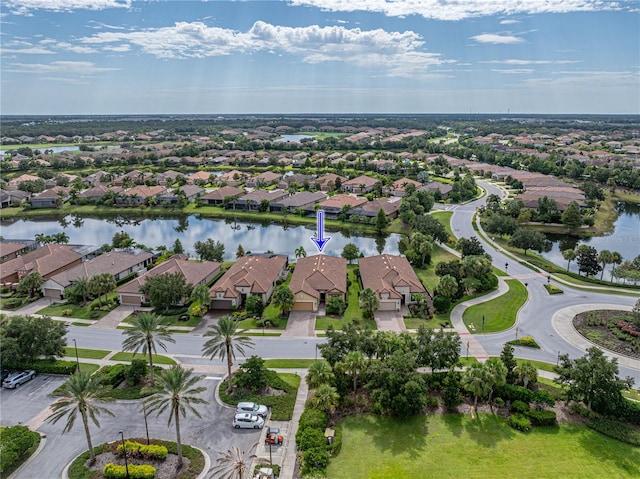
[
  {"x1": 435, "y1": 274, "x2": 458, "y2": 299},
  {"x1": 597, "y1": 249, "x2": 613, "y2": 280},
  {"x1": 484, "y1": 358, "x2": 507, "y2": 414},
  {"x1": 18, "y1": 271, "x2": 44, "y2": 298},
  {"x1": 359, "y1": 288, "x2": 379, "y2": 321},
  {"x1": 202, "y1": 316, "x2": 254, "y2": 393},
  {"x1": 47, "y1": 372, "x2": 114, "y2": 465},
  {"x1": 462, "y1": 362, "x2": 490, "y2": 411},
  {"x1": 70, "y1": 277, "x2": 90, "y2": 304},
  {"x1": 190, "y1": 284, "x2": 211, "y2": 313},
  {"x1": 295, "y1": 246, "x2": 307, "y2": 259},
  {"x1": 272, "y1": 285, "x2": 294, "y2": 318},
  {"x1": 88, "y1": 273, "x2": 116, "y2": 307},
  {"x1": 209, "y1": 443, "x2": 265, "y2": 479},
  {"x1": 610, "y1": 251, "x2": 623, "y2": 281},
  {"x1": 514, "y1": 361, "x2": 538, "y2": 389},
  {"x1": 340, "y1": 351, "x2": 367, "y2": 393},
  {"x1": 122, "y1": 313, "x2": 175, "y2": 384},
  {"x1": 306, "y1": 361, "x2": 334, "y2": 389},
  {"x1": 144, "y1": 365, "x2": 208, "y2": 469},
  {"x1": 310, "y1": 383, "x2": 339, "y2": 415},
  {"x1": 52, "y1": 232, "x2": 70, "y2": 244},
  {"x1": 562, "y1": 249, "x2": 577, "y2": 273}
]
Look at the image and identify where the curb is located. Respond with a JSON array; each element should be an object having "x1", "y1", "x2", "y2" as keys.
[{"x1": 8, "y1": 432, "x2": 46, "y2": 479}]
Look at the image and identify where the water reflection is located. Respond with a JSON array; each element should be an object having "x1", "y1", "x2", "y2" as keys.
[{"x1": 1, "y1": 215, "x2": 400, "y2": 260}]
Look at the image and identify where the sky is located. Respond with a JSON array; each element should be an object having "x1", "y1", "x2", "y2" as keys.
[{"x1": 1, "y1": 0, "x2": 638, "y2": 115}]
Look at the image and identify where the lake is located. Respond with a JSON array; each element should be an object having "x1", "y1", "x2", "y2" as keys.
[
  {"x1": 274, "y1": 134, "x2": 314, "y2": 143},
  {"x1": 540, "y1": 201, "x2": 640, "y2": 277},
  {"x1": 1, "y1": 146, "x2": 80, "y2": 156},
  {"x1": 0, "y1": 215, "x2": 400, "y2": 260}
]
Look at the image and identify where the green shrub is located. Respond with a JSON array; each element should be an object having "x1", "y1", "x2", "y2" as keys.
[
  {"x1": 62, "y1": 308, "x2": 73, "y2": 317},
  {"x1": 511, "y1": 400, "x2": 529, "y2": 414},
  {"x1": 494, "y1": 397, "x2": 505, "y2": 409},
  {"x1": 298, "y1": 408, "x2": 328, "y2": 431},
  {"x1": 495, "y1": 384, "x2": 534, "y2": 404},
  {"x1": 507, "y1": 414, "x2": 531, "y2": 432},
  {"x1": 532, "y1": 389, "x2": 555, "y2": 408},
  {"x1": 117, "y1": 440, "x2": 168, "y2": 460},
  {"x1": 426, "y1": 396, "x2": 439, "y2": 408},
  {"x1": 1, "y1": 297, "x2": 25, "y2": 309},
  {"x1": 103, "y1": 463, "x2": 156, "y2": 479},
  {"x1": 518, "y1": 336, "x2": 539, "y2": 348},
  {"x1": 302, "y1": 447, "x2": 330, "y2": 475},
  {"x1": 525, "y1": 409, "x2": 557, "y2": 427},
  {"x1": 99, "y1": 364, "x2": 127, "y2": 387},
  {"x1": 0, "y1": 426, "x2": 40, "y2": 475},
  {"x1": 296, "y1": 427, "x2": 326, "y2": 451},
  {"x1": 27, "y1": 359, "x2": 76, "y2": 375},
  {"x1": 125, "y1": 359, "x2": 149, "y2": 387},
  {"x1": 569, "y1": 403, "x2": 590, "y2": 417},
  {"x1": 587, "y1": 418, "x2": 640, "y2": 446},
  {"x1": 432, "y1": 295, "x2": 450, "y2": 313}
]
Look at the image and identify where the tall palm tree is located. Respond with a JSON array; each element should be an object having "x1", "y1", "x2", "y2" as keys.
[
  {"x1": 47, "y1": 372, "x2": 114, "y2": 465},
  {"x1": 88, "y1": 273, "x2": 115, "y2": 307},
  {"x1": 272, "y1": 285, "x2": 294, "y2": 318},
  {"x1": 202, "y1": 316, "x2": 254, "y2": 393},
  {"x1": 70, "y1": 277, "x2": 90, "y2": 305},
  {"x1": 562, "y1": 249, "x2": 577, "y2": 273},
  {"x1": 340, "y1": 351, "x2": 367, "y2": 393},
  {"x1": 597, "y1": 249, "x2": 613, "y2": 280},
  {"x1": 610, "y1": 251, "x2": 623, "y2": 281},
  {"x1": 122, "y1": 313, "x2": 175, "y2": 384},
  {"x1": 209, "y1": 443, "x2": 265, "y2": 479},
  {"x1": 310, "y1": 383, "x2": 339, "y2": 415},
  {"x1": 462, "y1": 362, "x2": 490, "y2": 411},
  {"x1": 306, "y1": 361, "x2": 334, "y2": 390},
  {"x1": 190, "y1": 284, "x2": 211, "y2": 313},
  {"x1": 484, "y1": 357, "x2": 507, "y2": 414},
  {"x1": 514, "y1": 361, "x2": 538, "y2": 389},
  {"x1": 144, "y1": 365, "x2": 207, "y2": 469},
  {"x1": 359, "y1": 288, "x2": 379, "y2": 321},
  {"x1": 295, "y1": 246, "x2": 307, "y2": 259}
]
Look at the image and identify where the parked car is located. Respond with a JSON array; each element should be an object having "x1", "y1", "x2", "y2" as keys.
[
  {"x1": 2, "y1": 370, "x2": 36, "y2": 389},
  {"x1": 236, "y1": 401, "x2": 268, "y2": 418},
  {"x1": 233, "y1": 412, "x2": 265, "y2": 429}
]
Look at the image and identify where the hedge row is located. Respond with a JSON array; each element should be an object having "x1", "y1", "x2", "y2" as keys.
[
  {"x1": 588, "y1": 418, "x2": 640, "y2": 447},
  {"x1": 0, "y1": 426, "x2": 41, "y2": 475},
  {"x1": 116, "y1": 441, "x2": 168, "y2": 460},
  {"x1": 494, "y1": 384, "x2": 555, "y2": 407},
  {"x1": 27, "y1": 359, "x2": 77, "y2": 375},
  {"x1": 104, "y1": 463, "x2": 156, "y2": 479}
]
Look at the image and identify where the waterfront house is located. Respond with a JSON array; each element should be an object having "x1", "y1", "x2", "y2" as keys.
[{"x1": 290, "y1": 255, "x2": 347, "y2": 312}]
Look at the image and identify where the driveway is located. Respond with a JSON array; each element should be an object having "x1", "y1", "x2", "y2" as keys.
[
  {"x1": 282, "y1": 312, "x2": 316, "y2": 337},
  {"x1": 374, "y1": 311, "x2": 406, "y2": 332}
]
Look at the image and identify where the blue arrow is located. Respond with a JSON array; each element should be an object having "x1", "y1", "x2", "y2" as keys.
[{"x1": 310, "y1": 210, "x2": 331, "y2": 252}]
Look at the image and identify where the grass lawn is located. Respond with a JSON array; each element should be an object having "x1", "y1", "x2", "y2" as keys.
[
  {"x1": 414, "y1": 244, "x2": 459, "y2": 292},
  {"x1": 403, "y1": 315, "x2": 452, "y2": 330},
  {"x1": 37, "y1": 301, "x2": 110, "y2": 320},
  {"x1": 79, "y1": 363, "x2": 101, "y2": 374},
  {"x1": 263, "y1": 359, "x2": 321, "y2": 368},
  {"x1": 430, "y1": 210, "x2": 455, "y2": 241},
  {"x1": 109, "y1": 352, "x2": 176, "y2": 365},
  {"x1": 462, "y1": 279, "x2": 527, "y2": 334},
  {"x1": 64, "y1": 347, "x2": 110, "y2": 359},
  {"x1": 326, "y1": 413, "x2": 640, "y2": 479},
  {"x1": 514, "y1": 357, "x2": 557, "y2": 373}
]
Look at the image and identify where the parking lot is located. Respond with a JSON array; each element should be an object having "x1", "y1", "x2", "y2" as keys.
[{"x1": 0, "y1": 373, "x2": 66, "y2": 427}]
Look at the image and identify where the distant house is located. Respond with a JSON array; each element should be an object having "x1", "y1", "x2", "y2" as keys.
[
  {"x1": 314, "y1": 173, "x2": 347, "y2": 192},
  {"x1": 417, "y1": 182, "x2": 453, "y2": 199},
  {"x1": 0, "y1": 242, "x2": 31, "y2": 263},
  {"x1": 200, "y1": 186, "x2": 245, "y2": 206},
  {"x1": 0, "y1": 189, "x2": 29, "y2": 207},
  {"x1": 316, "y1": 194, "x2": 368, "y2": 219},
  {"x1": 117, "y1": 254, "x2": 220, "y2": 306},
  {"x1": 209, "y1": 254, "x2": 288, "y2": 310},
  {"x1": 28, "y1": 186, "x2": 71, "y2": 208},
  {"x1": 270, "y1": 191, "x2": 327, "y2": 213},
  {"x1": 216, "y1": 170, "x2": 247, "y2": 187},
  {"x1": 389, "y1": 177, "x2": 422, "y2": 197},
  {"x1": 156, "y1": 185, "x2": 204, "y2": 205},
  {"x1": 187, "y1": 171, "x2": 211, "y2": 185},
  {"x1": 229, "y1": 189, "x2": 288, "y2": 211},
  {"x1": 278, "y1": 173, "x2": 314, "y2": 190},
  {"x1": 117, "y1": 185, "x2": 167, "y2": 205},
  {"x1": 42, "y1": 251, "x2": 154, "y2": 300},
  {"x1": 358, "y1": 254, "x2": 427, "y2": 311},
  {"x1": 342, "y1": 175, "x2": 380, "y2": 194},
  {"x1": 349, "y1": 198, "x2": 400, "y2": 219},
  {"x1": 246, "y1": 171, "x2": 282, "y2": 188},
  {"x1": 0, "y1": 244, "x2": 84, "y2": 286},
  {"x1": 290, "y1": 255, "x2": 347, "y2": 312}
]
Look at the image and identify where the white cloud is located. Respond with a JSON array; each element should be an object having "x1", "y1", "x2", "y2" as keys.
[
  {"x1": 5, "y1": 0, "x2": 130, "y2": 15},
  {"x1": 6, "y1": 60, "x2": 119, "y2": 74},
  {"x1": 500, "y1": 19, "x2": 520, "y2": 24},
  {"x1": 0, "y1": 46, "x2": 54, "y2": 54},
  {"x1": 482, "y1": 59, "x2": 581, "y2": 65},
  {"x1": 289, "y1": 0, "x2": 625, "y2": 21},
  {"x1": 78, "y1": 21, "x2": 452, "y2": 77},
  {"x1": 491, "y1": 68, "x2": 534, "y2": 74},
  {"x1": 471, "y1": 33, "x2": 524, "y2": 44}
]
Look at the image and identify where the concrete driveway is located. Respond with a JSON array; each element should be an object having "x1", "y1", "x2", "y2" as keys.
[
  {"x1": 374, "y1": 311, "x2": 407, "y2": 332},
  {"x1": 282, "y1": 312, "x2": 316, "y2": 337}
]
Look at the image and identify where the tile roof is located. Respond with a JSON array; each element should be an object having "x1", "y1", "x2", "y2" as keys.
[
  {"x1": 201, "y1": 186, "x2": 245, "y2": 201},
  {"x1": 318, "y1": 194, "x2": 368, "y2": 210},
  {"x1": 289, "y1": 255, "x2": 347, "y2": 299},
  {"x1": 211, "y1": 255, "x2": 287, "y2": 297},
  {"x1": 358, "y1": 254, "x2": 426, "y2": 299},
  {"x1": 1, "y1": 244, "x2": 82, "y2": 281}
]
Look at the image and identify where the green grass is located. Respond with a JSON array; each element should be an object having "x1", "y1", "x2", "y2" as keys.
[
  {"x1": 430, "y1": 211, "x2": 454, "y2": 241},
  {"x1": 326, "y1": 413, "x2": 640, "y2": 479},
  {"x1": 72, "y1": 322, "x2": 91, "y2": 327},
  {"x1": 414, "y1": 244, "x2": 459, "y2": 292},
  {"x1": 79, "y1": 363, "x2": 101, "y2": 374},
  {"x1": 109, "y1": 352, "x2": 176, "y2": 365},
  {"x1": 36, "y1": 301, "x2": 111, "y2": 320},
  {"x1": 514, "y1": 358, "x2": 557, "y2": 373},
  {"x1": 263, "y1": 359, "x2": 321, "y2": 368},
  {"x1": 64, "y1": 347, "x2": 110, "y2": 359},
  {"x1": 463, "y1": 279, "x2": 528, "y2": 334},
  {"x1": 403, "y1": 315, "x2": 452, "y2": 330},
  {"x1": 544, "y1": 284, "x2": 564, "y2": 294},
  {"x1": 457, "y1": 357, "x2": 480, "y2": 366}
]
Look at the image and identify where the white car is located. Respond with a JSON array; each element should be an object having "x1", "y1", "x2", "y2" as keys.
[
  {"x1": 2, "y1": 370, "x2": 36, "y2": 389},
  {"x1": 233, "y1": 412, "x2": 265, "y2": 429},
  {"x1": 236, "y1": 401, "x2": 269, "y2": 418}
]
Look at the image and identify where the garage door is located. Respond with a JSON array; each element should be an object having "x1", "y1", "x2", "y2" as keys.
[
  {"x1": 293, "y1": 301, "x2": 314, "y2": 312},
  {"x1": 120, "y1": 295, "x2": 142, "y2": 306},
  {"x1": 211, "y1": 299, "x2": 233, "y2": 310},
  {"x1": 43, "y1": 288, "x2": 63, "y2": 299},
  {"x1": 378, "y1": 301, "x2": 396, "y2": 311}
]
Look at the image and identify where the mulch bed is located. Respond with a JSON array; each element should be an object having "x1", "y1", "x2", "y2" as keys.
[{"x1": 573, "y1": 309, "x2": 640, "y2": 359}]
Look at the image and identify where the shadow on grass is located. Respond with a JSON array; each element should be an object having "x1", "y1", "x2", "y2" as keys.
[
  {"x1": 347, "y1": 414, "x2": 428, "y2": 460},
  {"x1": 576, "y1": 425, "x2": 640, "y2": 478},
  {"x1": 441, "y1": 411, "x2": 464, "y2": 438},
  {"x1": 462, "y1": 413, "x2": 515, "y2": 447}
]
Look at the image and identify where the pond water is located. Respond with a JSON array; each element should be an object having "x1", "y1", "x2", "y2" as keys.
[
  {"x1": 0, "y1": 215, "x2": 400, "y2": 260},
  {"x1": 540, "y1": 201, "x2": 640, "y2": 277},
  {"x1": 274, "y1": 134, "x2": 314, "y2": 143},
  {"x1": 1, "y1": 146, "x2": 80, "y2": 156}
]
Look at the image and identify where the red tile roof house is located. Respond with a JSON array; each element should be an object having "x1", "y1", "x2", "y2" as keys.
[
  {"x1": 245, "y1": 171, "x2": 282, "y2": 188},
  {"x1": 117, "y1": 254, "x2": 220, "y2": 306},
  {"x1": 229, "y1": 189, "x2": 289, "y2": 211},
  {"x1": 348, "y1": 198, "x2": 400, "y2": 220},
  {"x1": 187, "y1": 171, "x2": 211, "y2": 185},
  {"x1": 0, "y1": 242, "x2": 31, "y2": 263},
  {"x1": 116, "y1": 185, "x2": 167, "y2": 205},
  {"x1": 358, "y1": 254, "x2": 427, "y2": 311},
  {"x1": 289, "y1": 255, "x2": 347, "y2": 312},
  {"x1": 0, "y1": 244, "x2": 83, "y2": 286},
  {"x1": 28, "y1": 186, "x2": 71, "y2": 208},
  {"x1": 341, "y1": 175, "x2": 380, "y2": 194},
  {"x1": 316, "y1": 194, "x2": 368, "y2": 219},
  {"x1": 271, "y1": 191, "x2": 327, "y2": 214},
  {"x1": 209, "y1": 254, "x2": 288, "y2": 310},
  {"x1": 156, "y1": 185, "x2": 204, "y2": 205},
  {"x1": 200, "y1": 186, "x2": 245, "y2": 206},
  {"x1": 216, "y1": 170, "x2": 248, "y2": 187},
  {"x1": 314, "y1": 173, "x2": 347, "y2": 192},
  {"x1": 42, "y1": 251, "x2": 154, "y2": 300},
  {"x1": 389, "y1": 177, "x2": 422, "y2": 197}
]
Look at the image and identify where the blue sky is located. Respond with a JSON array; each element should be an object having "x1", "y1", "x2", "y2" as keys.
[{"x1": 1, "y1": 0, "x2": 638, "y2": 115}]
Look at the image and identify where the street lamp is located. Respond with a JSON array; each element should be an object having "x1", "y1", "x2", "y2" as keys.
[
  {"x1": 482, "y1": 315, "x2": 485, "y2": 333},
  {"x1": 505, "y1": 262, "x2": 509, "y2": 273},
  {"x1": 72, "y1": 339, "x2": 80, "y2": 373},
  {"x1": 515, "y1": 326, "x2": 519, "y2": 341},
  {"x1": 466, "y1": 341, "x2": 470, "y2": 359},
  {"x1": 547, "y1": 275, "x2": 551, "y2": 285},
  {"x1": 119, "y1": 431, "x2": 130, "y2": 479}
]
